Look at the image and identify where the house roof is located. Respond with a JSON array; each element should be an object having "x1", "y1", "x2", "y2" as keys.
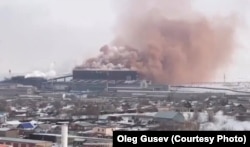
[
  {"x1": 154, "y1": 111, "x2": 185, "y2": 123},
  {"x1": 0, "y1": 128, "x2": 11, "y2": 132},
  {"x1": 74, "y1": 121, "x2": 96, "y2": 127},
  {"x1": 154, "y1": 111, "x2": 179, "y2": 119},
  {"x1": 37, "y1": 124, "x2": 52, "y2": 130},
  {"x1": 18, "y1": 122, "x2": 36, "y2": 129}
]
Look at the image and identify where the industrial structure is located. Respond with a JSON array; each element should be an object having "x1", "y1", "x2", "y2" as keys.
[
  {"x1": 2, "y1": 76, "x2": 47, "y2": 89},
  {"x1": 61, "y1": 124, "x2": 68, "y2": 147},
  {"x1": 72, "y1": 69, "x2": 138, "y2": 81},
  {"x1": 3, "y1": 68, "x2": 250, "y2": 98}
]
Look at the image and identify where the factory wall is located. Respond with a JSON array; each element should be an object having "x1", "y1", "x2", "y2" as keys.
[
  {"x1": 9, "y1": 76, "x2": 46, "y2": 88},
  {"x1": 72, "y1": 70, "x2": 138, "y2": 81}
]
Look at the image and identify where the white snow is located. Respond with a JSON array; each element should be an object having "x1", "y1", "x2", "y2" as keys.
[
  {"x1": 183, "y1": 112, "x2": 208, "y2": 123},
  {"x1": 39, "y1": 105, "x2": 53, "y2": 112},
  {"x1": 5, "y1": 120, "x2": 21, "y2": 125},
  {"x1": 98, "y1": 111, "x2": 249, "y2": 131},
  {"x1": 62, "y1": 105, "x2": 74, "y2": 110},
  {"x1": 201, "y1": 111, "x2": 250, "y2": 130}
]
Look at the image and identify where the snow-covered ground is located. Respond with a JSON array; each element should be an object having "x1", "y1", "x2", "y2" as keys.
[
  {"x1": 184, "y1": 111, "x2": 250, "y2": 130},
  {"x1": 200, "y1": 111, "x2": 250, "y2": 130},
  {"x1": 99, "y1": 111, "x2": 250, "y2": 130}
]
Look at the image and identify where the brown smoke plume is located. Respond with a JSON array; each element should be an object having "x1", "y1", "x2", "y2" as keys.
[{"x1": 80, "y1": 0, "x2": 238, "y2": 84}]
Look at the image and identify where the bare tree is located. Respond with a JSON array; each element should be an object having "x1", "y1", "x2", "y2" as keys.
[
  {"x1": 186, "y1": 113, "x2": 192, "y2": 121},
  {"x1": 207, "y1": 111, "x2": 215, "y2": 122},
  {"x1": 183, "y1": 121, "x2": 200, "y2": 130},
  {"x1": 85, "y1": 103, "x2": 100, "y2": 120},
  {"x1": 192, "y1": 110, "x2": 200, "y2": 121},
  {"x1": 0, "y1": 100, "x2": 8, "y2": 112},
  {"x1": 140, "y1": 99, "x2": 150, "y2": 106}
]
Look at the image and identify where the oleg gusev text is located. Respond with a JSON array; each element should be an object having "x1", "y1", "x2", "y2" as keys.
[{"x1": 116, "y1": 134, "x2": 246, "y2": 144}]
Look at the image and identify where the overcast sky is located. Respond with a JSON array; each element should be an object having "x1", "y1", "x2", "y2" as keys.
[{"x1": 0, "y1": 0, "x2": 250, "y2": 82}]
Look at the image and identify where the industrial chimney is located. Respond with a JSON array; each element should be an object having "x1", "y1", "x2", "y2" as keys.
[{"x1": 61, "y1": 124, "x2": 68, "y2": 147}]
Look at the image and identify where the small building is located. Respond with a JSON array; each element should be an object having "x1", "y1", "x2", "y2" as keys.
[
  {"x1": 3, "y1": 121, "x2": 21, "y2": 129},
  {"x1": 236, "y1": 113, "x2": 250, "y2": 121},
  {"x1": 17, "y1": 123, "x2": 36, "y2": 130},
  {"x1": 72, "y1": 138, "x2": 86, "y2": 147},
  {"x1": 72, "y1": 139, "x2": 112, "y2": 147},
  {"x1": 0, "y1": 113, "x2": 7, "y2": 124},
  {"x1": 81, "y1": 142, "x2": 112, "y2": 147},
  {"x1": 0, "y1": 137, "x2": 52, "y2": 147},
  {"x1": 233, "y1": 104, "x2": 247, "y2": 114},
  {"x1": 34, "y1": 124, "x2": 52, "y2": 133},
  {"x1": 17, "y1": 123, "x2": 37, "y2": 137},
  {"x1": 0, "y1": 144, "x2": 12, "y2": 147},
  {"x1": 0, "y1": 128, "x2": 19, "y2": 138},
  {"x1": 153, "y1": 111, "x2": 185, "y2": 130},
  {"x1": 92, "y1": 127, "x2": 116, "y2": 137},
  {"x1": 154, "y1": 111, "x2": 185, "y2": 123},
  {"x1": 70, "y1": 122, "x2": 96, "y2": 131}
]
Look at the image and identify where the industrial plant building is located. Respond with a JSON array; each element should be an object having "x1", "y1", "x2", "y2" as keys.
[
  {"x1": 72, "y1": 69, "x2": 138, "y2": 81},
  {"x1": 2, "y1": 68, "x2": 242, "y2": 99},
  {"x1": 0, "y1": 68, "x2": 171, "y2": 98}
]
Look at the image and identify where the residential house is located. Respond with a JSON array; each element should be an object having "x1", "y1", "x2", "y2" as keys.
[
  {"x1": 106, "y1": 116, "x2": 123, "y2": 122},
  {"x1": 99, "y1": 104, "x2": 116, "y2": 114},
  {"x1": 2, "y1": 121, "x2": 20, "y2": 129},
  {"x1": 236, "y1": 113, "x2": 250, "y2": 121},
  {"x1": 0, "y1": 128, "x2": 19, "y2": 138},
  {"x1": 234, "y1": 104, "x2": 247, "y2": 114},
  {"x1": 153, "y1": 111, "x2": 185, "y2": 130},
  {"x1": 17, "y1": 123, "x2": 36, "y2": 130},
  {"x1": 47, "y1": 125, "x2": 61, "y2": 134},
  {"x1": 72, "y1": 139, "x2": 86, "y2": 147},
  {"x1": 34, "y1": 124, "x2": 52, "y2": 133},
  {"x1": 137, "y1": 105, "x2": 158, "y2": 113},
  {"x1": 17, "y1": 122, "x2": 37, "y2": 137},
  {"x1": 69, "y1": 121, "x2": 96, "y2": 131},
  {"x1": 0, "y1": 113, "x2": 7, "y2": 124},
  {"x1": 92, "y1": 126, "x2": 117, "y2": 137},
  {"x1": 81, "y1": 142, "x2": 112, "y2": 147}
]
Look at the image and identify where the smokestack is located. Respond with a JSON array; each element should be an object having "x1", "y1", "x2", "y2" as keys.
[{"x1": 61, "y1": 124, "x2": 68, "y2": 147}]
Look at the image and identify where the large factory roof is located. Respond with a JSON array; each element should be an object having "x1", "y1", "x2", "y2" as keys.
[
  {"x1": 70, "y1": 80, "x2": 141, "y2": 85},
  {"x1": 73, "y1": 68, "x2": 136, "y2": 72}
]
